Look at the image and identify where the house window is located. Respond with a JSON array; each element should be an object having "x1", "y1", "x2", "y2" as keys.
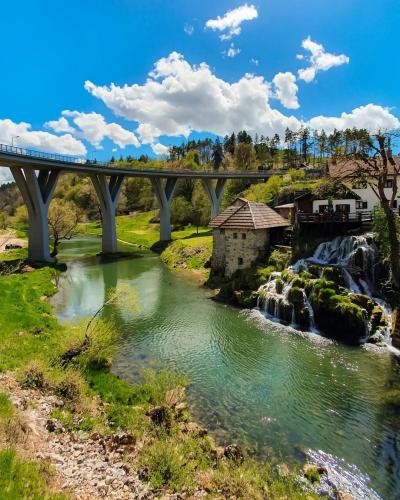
[
  {"x1": 384, "y1": 179, "x2": 394, "y2": 188},
  {"x1": 242, "y1": 233, "x2": 246, "y2": 240},
  {"x1": 336, "y1": 204, "x2": 350, "y2": 213},
  {"x1": 318, "y1": 204, "x2": 329, "y2": 213},
  {"x1": 356, "y1": 201, "x2": 368, "y2": 209},
  {"x1": 233, "y1": 232, "x2": 238, "y2": 239},
  {"x1": 219, "y1": 228, "x2": 225, "y2": 235},
  {"x1": 238, "y1": 257, "x2": 243, "y2": 265},
  {"x1": 394, "y1": 200, "x2": 398, "y2": 209}
]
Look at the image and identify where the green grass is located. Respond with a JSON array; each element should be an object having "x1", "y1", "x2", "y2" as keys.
[
  {"x1": 0, "y1": 268, "x2": 61, "y2": 371},
  {"x1": 82, "y1": 212, "x2": 211, "y2": 250},
  {"x1": 0, "y1": 247, "x2": 28, "y2": 262},
  {"x1": 0, "y1": 449, "x2": 66, "y2": 500}
]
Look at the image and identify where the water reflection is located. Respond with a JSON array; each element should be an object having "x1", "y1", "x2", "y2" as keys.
[{"x1": 52, "y1": 238, "x2": 400, "y2": 499}]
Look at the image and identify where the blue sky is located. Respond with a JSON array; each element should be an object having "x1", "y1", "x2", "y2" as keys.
[{"x1": 0, "y1": 0, "x2": 399, "y2": 169}]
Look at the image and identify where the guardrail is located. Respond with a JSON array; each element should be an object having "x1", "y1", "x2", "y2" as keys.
[
  {"x1": 0, "y1": 143, "x2": 87, "y2": 164},
  {"x1": 297, "y1": 211, "x2": 372, "y2": 224}
]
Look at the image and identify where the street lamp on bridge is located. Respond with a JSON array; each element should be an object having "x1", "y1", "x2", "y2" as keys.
[{"x1": 11, "y1": 135, "x2": 20, "y2": 147}]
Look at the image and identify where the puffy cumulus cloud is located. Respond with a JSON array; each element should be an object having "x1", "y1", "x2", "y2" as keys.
[
  {"x1": 44, "y1": 116, "x2": 75, "y2": 134},
  {"x1": 272, "y1": 72, "x2": 299, "y2": 110},
  {"x1": 62, "y1": 110, "x2": 140, "y2": 149},
  {"x1": 308, "y1": 104, "x2": 400, "y2": 134},
  {"x1": 151, "y1": 143, "x2": 169, "y2": 156},
  {"x1": 225, "y1": 43, "x2": 241, "y2": 58},
  {"x1": 0, "y1": 118, "x2": 86, "y2": 155},
  {"x1": 298, "y1": 36, "x2": 349, "y2": 83},
  {"x1": 84, "y1": 52, "x2": 301, "y2": 144},
  {"x1": 205, "y1": 4, "x2": 258, "y2": 40}
]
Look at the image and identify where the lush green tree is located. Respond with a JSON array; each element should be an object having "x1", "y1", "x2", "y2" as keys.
[
  {"x1": 191, "y1": 183, "x2": 210, "y2": 232},
  {"x1": 234, "y1": 143, "x2": 256, "y2": 170},
  {"x1": 223, "y1": 133, "x2": 236, "y2": 155},
  {"x1": 237, "y1": 130, "x2": 253, "y2": 145},
  {"x1": 171, "y1": 196, "x2": 193, "y2": 227},
  {"x1": 212, "y1": 138, "x2": 224, "y2": 170}
]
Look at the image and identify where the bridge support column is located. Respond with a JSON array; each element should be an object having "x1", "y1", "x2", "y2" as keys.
[
  {"x1": 10, "y1": 167, "x2": 59, "y2": 262},
  {"x1": 202, "y1": 178, "x2": 226, "y2": 217},
  {"x1": 151, "y1": 178, "x2": 177, "y2": 241},
  {"x1": 91, "y1": 174, "x2": 124, "y2": 254}
]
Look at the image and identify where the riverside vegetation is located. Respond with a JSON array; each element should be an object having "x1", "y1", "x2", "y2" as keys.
[{"x1": 0, "y1": 249, "x2": 319, "y2": 499}]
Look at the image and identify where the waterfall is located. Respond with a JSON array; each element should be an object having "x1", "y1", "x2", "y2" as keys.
[{"x1": 257, "y1": 234, "x2": 393, "y2": 345}]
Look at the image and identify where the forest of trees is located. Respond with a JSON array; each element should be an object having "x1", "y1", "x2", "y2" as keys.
[{"x1": 105, "y1": 127, "x2": 377, "y2": 172}]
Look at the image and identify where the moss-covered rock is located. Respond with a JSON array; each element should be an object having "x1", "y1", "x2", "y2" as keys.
[
  {"x1": 349, "y1": 294, "x2": 375, "y2": 315},
  {"x1": 311, "y1": 284, "x2": 367, "y2": 344},
  {"x1": 321, "y1": 267, "x2": 345, "y2": 287}
]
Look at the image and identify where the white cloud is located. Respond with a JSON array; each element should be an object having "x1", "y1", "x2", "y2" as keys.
[
  {"x1": 297, "y1": 36, "x2": 350, "y2": 82},
  {"x1": 62, "y1": 110, "x2": 140, "y2": 149},
  {"x1": 0, "y1": 118, "x2": 87, "y2": 155},
  {"x1": 151, "y1": 143, "x2": 169, "y2": 156},
  {"x1": 44, "y1": 116, "x2": 75, "y2": 134},
  {"x1": 84, "y1": 51, "x2": 301, "y2": 143},
  {"x1": 250, "y1": 58, "x2": 259, "y2": 66},
  {"x1": 0, "y1": 168, "x2": 13, "y2": 184},
  {"x1": 205, "y1": 4, "x2": 258, "y2": 40},
  {"x1": 272, "y1": 72, "x2": 299, "y2": 110},
  {"x1": 225, "y1": 43, "x2": 241, "y2": 58},
  {"x1": 184, "y1": 23, "x2": 194, "y2": 35},
  {"x1": 84, "y1": 52, "x2": 400, "y2": 146},
  {"x1": 308, "y1": 104, "x2": 400, "y2": 134}
]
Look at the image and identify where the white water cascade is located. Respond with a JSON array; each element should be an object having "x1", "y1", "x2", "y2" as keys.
[{"x1": 258, "y1": 234, "x2": 393, "y2": 345}]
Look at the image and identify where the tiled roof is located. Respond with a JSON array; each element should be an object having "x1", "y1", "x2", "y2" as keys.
[
  {"x1": 209, "y1": 198, "x2": 290, "y2": 229},
  {"x1": 329, "y1": 157, "x2": 400, "y2": 179}
]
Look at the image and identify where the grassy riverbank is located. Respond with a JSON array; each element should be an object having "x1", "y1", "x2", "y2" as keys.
[
  {"x1": 83, "y1": 211, "x2": 213, "y2": 280},
  {"x1": 0, "y1": 251, "x2": 316, "y2": 498}
]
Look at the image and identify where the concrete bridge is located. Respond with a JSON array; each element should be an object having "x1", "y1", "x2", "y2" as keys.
[{"x1": 0, "y1": 143, "x2": 281, "y2": 262}]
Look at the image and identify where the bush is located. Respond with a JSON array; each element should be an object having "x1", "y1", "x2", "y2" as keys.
[
  {"x1": 139, "y1": 439, "x2": 192, "y2": 491},
  {"x1": 269, "y1": 249, "x2": 292, "y2": 271},
  {"x1": 20, "y1": 362, "x2": 46, "y2": 390}
]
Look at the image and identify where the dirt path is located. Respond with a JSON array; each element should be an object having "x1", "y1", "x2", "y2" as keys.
[{"x1": 0, "y1": 235, "x2": 26, "y2": 251}]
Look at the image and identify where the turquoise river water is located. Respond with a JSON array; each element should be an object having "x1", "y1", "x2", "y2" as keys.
[{"x1": 52, "y1": 237, "x2": 400, "y2": 499}]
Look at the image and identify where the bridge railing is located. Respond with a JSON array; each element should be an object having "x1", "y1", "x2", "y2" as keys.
[{"x1": 0, "y1": 143, "x2": 90, "y2": 165}]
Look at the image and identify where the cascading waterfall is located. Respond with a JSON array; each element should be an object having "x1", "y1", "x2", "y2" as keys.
[{"x1": 258, "y1": 234, "x2": 393, "y2": 345}]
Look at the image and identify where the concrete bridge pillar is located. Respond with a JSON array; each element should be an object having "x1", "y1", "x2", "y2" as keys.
[
  {"x1": 202, "y1": 178, "x2": 226, "y2": 218},
  {"x1": 10, "y1": 167, "x2": 59, "y2": 262},
  {"x1": 91, "y1": 174, "x2": 124, "y2": 254},
  {"x1": 151, "y1": 177, "x2": 177, "y2": 241}
]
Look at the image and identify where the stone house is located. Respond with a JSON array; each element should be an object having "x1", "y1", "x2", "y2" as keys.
[{"x1": 209, "y1": 198, "x2": 290, "y2": 277}]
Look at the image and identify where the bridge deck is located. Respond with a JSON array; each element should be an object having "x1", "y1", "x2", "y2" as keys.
[{"x1": 0, "y1": 144, "x2": 278, "y2": 179}]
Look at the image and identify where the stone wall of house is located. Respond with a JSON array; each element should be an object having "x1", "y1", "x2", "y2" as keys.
[{"x1": 211, "y1": 228, "x2": 269, "y2": 277}]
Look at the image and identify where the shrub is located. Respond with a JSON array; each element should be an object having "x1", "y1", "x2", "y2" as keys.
[
  {"x1": 139, "y1": 440, "x2": 189, "y2": 491},
  {"x1": 20, "y1": 362, "x2": 46, "y2": 390},
  {"x1": 269, "y1": 250, "x2": 292, "y2": 272}
]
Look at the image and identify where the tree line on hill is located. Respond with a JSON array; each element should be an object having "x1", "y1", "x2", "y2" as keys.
[{"x1": 106, "y1": 127, "x2": 377, "y2": 171}]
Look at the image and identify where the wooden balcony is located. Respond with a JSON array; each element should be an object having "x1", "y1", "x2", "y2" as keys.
[{"x1": 297, "y1": 211, "x2": 372, "y2": 226}]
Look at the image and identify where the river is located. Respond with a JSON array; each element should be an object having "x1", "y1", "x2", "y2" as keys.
[{"x1": 51, "y1": 237, "x2": 400, "y2": 499}]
